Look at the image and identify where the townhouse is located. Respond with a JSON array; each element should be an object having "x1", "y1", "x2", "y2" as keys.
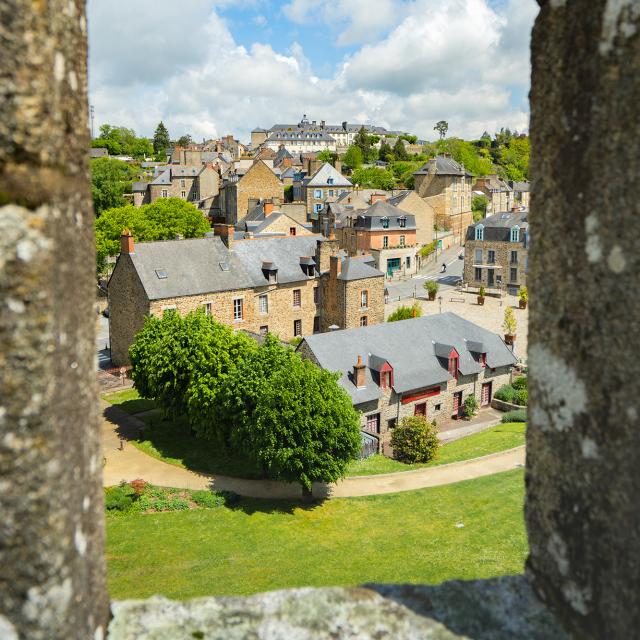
[{"x1": 132, "y1": 164, "x2": 219, "y2": 207}]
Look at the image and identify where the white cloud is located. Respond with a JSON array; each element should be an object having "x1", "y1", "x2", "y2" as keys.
[{"x1": 88, "y1": 0, "x2": 538, "y2": 142}]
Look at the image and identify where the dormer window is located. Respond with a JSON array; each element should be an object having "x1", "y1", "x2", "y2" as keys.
[
  {"x1": 381, "y1": 217, "x2": 389, "y2": 229},
  {"x1": 480, "y1": 353, "x2": 487, "y2": 368},
  {"x1": 327, "y1": 177, "x2": 334, "y2": 185},
  {"x1": 448, "y1": 354, "x2": 459, "y2": 380},
  {"x1": 475, "y1": 224, "x2": 484, "y2": 241},
  {"x1": 381, "y1": 370, "x2": 392, "y2": 389},
  {"x1": 398, "y1": 216, "x2": 406, "y2": 228},
  {"x1": 510, "y1": 226, "x2": 520, "y2": 243}
]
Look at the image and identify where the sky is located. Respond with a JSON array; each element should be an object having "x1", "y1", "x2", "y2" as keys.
[{"x1": 87, "y1": 0, "x2": 539, "y2": 144}]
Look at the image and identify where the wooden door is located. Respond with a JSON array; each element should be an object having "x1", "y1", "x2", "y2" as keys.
[{"x1": 481, "y1": 382, "x2": 492, "y2": 406}]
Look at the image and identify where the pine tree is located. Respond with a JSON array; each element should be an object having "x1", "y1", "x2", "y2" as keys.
[
  {"x1": 153, "y1": 121, "x2": 170, "y2": 156},
  {"x1": 393, "y1": 137, "x2": 408, "y2": 160}
]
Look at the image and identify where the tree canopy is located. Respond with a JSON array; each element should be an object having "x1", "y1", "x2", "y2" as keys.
[
  {"x1": 91, "y1": 124, "x2": 152, "y2": 159},
  {"x1": 351, "y1": 167, "x2": 396, "y2": 190},
  {"x1": 393, "y1": 137, "x2": 409, "y2": 160},
  {"x1": 153, "y1": 121, "x2": 171, "y2": 158},
  {"x1": 434, "y1": 121, "x2": 449, "y2": 139},
  {"x1": 176, "y1": 134, "x2": 194, "y2": 147},
  {"x1": 378, "y1": 140, "x2": 394, "y2": 163},
  {"x1": 316, "y1": 149, "x2": 337, "y2": 163},
  {"x1": 95, "y1": 198, "x2": 211, "y2": 270},
  {"x1": 91, "y1": 157, "x2": 134, "y2": 216},
  {"x1": 342, "y1": 145, "x2": 363, "y2": 170}
]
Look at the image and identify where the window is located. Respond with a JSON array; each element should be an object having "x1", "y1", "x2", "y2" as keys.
[
  {"x1": 314, "y1": 189, "x2": 323, "y2": 199},
  {"x1": 314, "y1": 203, "x2": 322, "y2": 213},
  {"x1": 313, "y1": 286, "x2": 319, "y2": 304},
  {"x1": 434, "y1": 403, "x2": 442, "y2": 412},
  {"x1": 259, "y1": 325, "x2": 268, "y2": 336},
  {"x1": 475, "y1": 268, "x2": 482, "y2": 281},
  {"x1": 475, "y1": 224, "x2": 484, "y2": 241},
  {"x1": 202, "y1": 302, "x2": 212, "y2": 315},
  {"x1": 510, "y1": 226, "x2": 520, "y2": 243},
  {"x1": 406, "y1": 256, "x2": 411, "y2": 269},
  {"x1": 383, "y1": 236, "x2": 389, "y2": 249},
  {"x1": 293, "y1": 289, "x2": 301, "y2": 307},
  {"x1": 381, "y1": 217, "x2": 389, "y2": 229},
  {"x1": 360, "y1": 316, "x2": 368, "y2": 327},
  {"x1": 233, "y1": 298, "x2": 243, "y2": 321},
  {"x1": 181, "y1": 191, "x2": 186, "y2": 198},
  {"x1": 448, "y1": 355, "x2": 459, "y2": 380},
  {"x1": 510, "y1": 250, "x2": 518, "y2": 264},
  {"x1": 414, "y1": 402, "x2": 427, "y2": 417},
  {"x1": 399, "y1": 235, "x2": 406, "y2": 247},
  {"x1": 294, "y1": 319, "x2": 302, "y2": 336},
  {"x1": 380, "y1": 371, "x2": 391, "y2": 388},
  {"x1": 524, "y1": 255, "x2": 529, "y2": 272},
  {"x1": 192, "y1": 192, "x2": 199, "y2": 201},
  {"x1": 366, "y1": 413, "x2": 380, "y2": 434},
  {"x1": 161, "y1": 189, "x2": 168, "y2": 198},
  {"x1": 327, "y1": 177, "x2": 334, "y2": 185},
  {"x1": 474, "y1": 249, "x2": 482, "y2": 263},
  {"x1": 289, "y1": 227, "x2": 296, "y2": 236},
  {"x1": 387, "y1": 418, "x2": 397, "y2": 429},
  {"x1": 361, "y1": 290, "x2": 368, "y2": 308},
  {"x1": 488, "y1": 250, "x2": 496, "y2": 264},
  {"x1": 398, "y1": 217, "x2": 406, "y2": 228},
  {"x1": 259, "y1": 294, "x2": 268, "y2": 314},
  {"x1": 510, "y1": 267, "x2": 518, "y2": 282},
  {"x1": 313, "y1": 316, "x2": 320, "y2": 333}
]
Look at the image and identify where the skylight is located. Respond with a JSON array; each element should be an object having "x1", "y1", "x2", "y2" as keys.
[
  {"x1": 219, "y1": 262, "x2": 230, "y2": 271},
  {"x1": 155, "y1": 269, "x2": 168, "y2": 279}
]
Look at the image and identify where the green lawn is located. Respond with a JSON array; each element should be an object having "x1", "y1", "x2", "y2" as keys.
[
  {"x1": 347, "y1": 422, "x2": 526, "y2": 476},
  {"x1": 106, "y1": 469, "x2": 526, "y2": 600},
  {"x1": 102, "y1": 389, "x2": 156, "y2": 415},
  {"x1": 103, "y1": 390, "x2": 525, "y2": 479}
]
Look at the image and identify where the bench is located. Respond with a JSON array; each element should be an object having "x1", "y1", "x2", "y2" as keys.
[{"x1": 449, "y1": 296, "x2": 465, "y2": 303}]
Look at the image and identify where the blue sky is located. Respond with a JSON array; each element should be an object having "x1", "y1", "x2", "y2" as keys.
[{"x1": 88, "y1": 0, "x2": 538, "y2": 142}]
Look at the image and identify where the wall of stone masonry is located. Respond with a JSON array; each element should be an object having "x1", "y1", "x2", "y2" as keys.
[
  {"x1": 463, "y1": 239, "x2": 528, "y2": 290},
  {"x1": 234, "y1": 164, "x2": 284, "y2": 223}
]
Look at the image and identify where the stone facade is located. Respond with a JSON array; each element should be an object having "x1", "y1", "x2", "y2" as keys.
[
  {"x1": 473, "y1": 175, "x2": 514, "y2": 215},
  {"x1": 219, "y1": 160, "x2": 284, "y2": 225},
  {"x1": 387, "y1": 191, "x2": 435, "y2": 248},
  {"x1": 133, "y1": 165, "x2": 219, "y2": 208}
]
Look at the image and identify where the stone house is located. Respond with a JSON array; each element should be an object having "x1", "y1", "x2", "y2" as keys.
[
  {"x1": 108, "y1": 230, "x2": 384, "y2": 366},
  {"x1": 299, "y1": 162, "x2": 353, "y2": 217},
  {"x1": 236, "y1": 207, "x2": 314, "y2": 239},
  {"x1": 463, "y1": 210, "x2": 529, "y2": 294},
  {"x1": 218, "y1": 160, "x2": 284, "y2": 225},
  {"x1": 338, "y1": 200, "x2": 419, "y2": 278},
  {"x1": 413, "y1": 155, "x2": 474, "y2": 243},
  {"x1": 132, "y1": 164, "x2": 219, "y2": 207},
  {"x1": 509, "y1": 181, "x2": 530, "y2": 209},
  {"x1": 386, "y1": 190, "x2": 435, "y2": 248},
  {"x1": 298, "y1": 312, "x2": 516, "y2": 454},
  {"x1": 472, "y1": 175, "x2": 514, "y2": 215}
]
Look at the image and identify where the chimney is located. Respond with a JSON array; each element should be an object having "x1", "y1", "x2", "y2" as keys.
[
  {"x1": 342, "y1": 121, "x2": 348, "y2": 132},
  {"x1": 213, "y1": 223, "x2": 234, "y2": 249},
  {"x1": 321, "y1": 120, "x2": 325, "y2": 129},
  {"x1": 370, "y1": 193, "x2": 387, "y2": 204},
  {"x1": 329, "y1": 254, "x2": 342, "y2": 280},
  {"x1": 264, "y1": 201, "x2": 274, "y2": 215},
  {"x1": 353, "y1": 355, "x2": 366, "y2": 388},
  {"x1": 334, "y1": 159, "x2": 342, "y2": 174},
  {"x1": 120, "y1": 229, "x2": 134, "y2": 254}
]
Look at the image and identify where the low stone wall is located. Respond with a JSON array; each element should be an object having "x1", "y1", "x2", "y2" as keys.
[{"x1": 491, "y1": 398, "x2": 526, "y2": 413}]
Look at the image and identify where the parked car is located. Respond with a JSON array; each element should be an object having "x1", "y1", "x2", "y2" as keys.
[{"x1": 458, "y1": 252, "x2": 464, "y2": 260}]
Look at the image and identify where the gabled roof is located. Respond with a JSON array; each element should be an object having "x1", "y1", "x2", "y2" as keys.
[
  {"x1": 150, "y1": 169, "x2": 171, "y2": 185},
  {"x1": 300, "y1": 313, "x2": 516, "y2": 405},
  {"x1": 414, "y1": 155, "x2": 473, "y2": 177},
  {"x1": 466, "y1": 210, "x2": 529, "y2": 242},
  {"x1": 171, "y1": 166, "x2": 203, "y2": 177},
  {"x1": 354, "y1": 200, "x2": 416, "y2": 231},
  {"x1": 338, "y1": 257, "x2": 384, "y2": 281},
  {"x1": 132, "y1": 181, "x2": 149, "y2": 192},
  {"x1": 306, "y1": 163, "x2": 352, "y2": 187}
]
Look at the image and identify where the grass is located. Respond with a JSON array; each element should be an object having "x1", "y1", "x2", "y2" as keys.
[
  {"x1": 347, "y1": 422, "x2": 526, "y2": 476},
  {"x1": 103, "y1": 390, "x2": 525, "y2": 479},
  {"x1": 106, "y1": 468, "x2": 526, "y2": 600},
  {"x1": 102, "y1": 389, "x2": 156, "y2": 415}
]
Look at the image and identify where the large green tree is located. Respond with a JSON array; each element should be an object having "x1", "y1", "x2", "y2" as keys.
[
  {"x1": 393, "y1": 137, "x2": 409, "y2": 160},
  {"x1": 91, "y1": 124, "x2": 152, "y2": 159},
  {"x1": 434, "y1": 120, "x2": 449, "y2": 139},
  {"x1": 351, "y1": 167, "x2": 396, "y2": 190},
  {"x1": 176, "y1": 134, "x2": 194, "y2": 147},
  {"x1": 378, "y1": 140, "x2": 394, "y2": 162},
  {"x1": 342, "y1": 145, "x2": 363, "y2": 170},
  {"x1": 153, "y1": 121, "x2": 171, "y2": 158},
  {"x1": 95, "y1": 198, "x2": 211, "y2": 269},
  {"x1": 91, "y1": 157, "x2": 133, "y2": 216}
]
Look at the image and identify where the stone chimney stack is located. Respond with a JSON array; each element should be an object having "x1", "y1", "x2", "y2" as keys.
[
  {"x1": 213, "y1": 223, "x2": 234, "y2": 249},
  {"x1": 329, "y1": 254, "x2": 342, "y2": 281},
  {"x1": 334, "y1": 159, "x2": 342, "y2": 174},
  {"x1": 315, "y1": 235, "x2": 339, "y2": 273},
  {"x1": 353, "y1": 355, "x2": 366, "y2": 388},
  {"x1": 264, "y1": 201, "x2": 274, "y2": 215},
  {"x1": 120, "y1": 229, "x2": 134, "y2": 254}
]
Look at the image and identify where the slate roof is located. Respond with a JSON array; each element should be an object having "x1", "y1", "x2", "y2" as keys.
[
  {"x1": 386, "y1": 190, "x2": 412, "y2": 206},
  {"x1": 267, "y1": 131, "x2": 336, "y2": 143},
  {"x1": 132, "y1": 181, "x2": 149, "y2": 192},
  {"x1": 466, "y1": 210, "x2": 529, "y2": 242},
  {"x1": 150, "y1": 169, "x2": 172, "y2": 185},
  {"x1": 127, "y1": 237, "x2": 253, "y2": 300},
  {"x1": 509, "y1": 181, "x2": 530, "y2": 192},
  {"x1": 306, "y1": 163, "x2": 353, "y2": 187},
  {"x1": 171, "y1": 166, "x2": 203, "y2": 177},
  {"x1": 353, "y1": 200, "x2": 416, "y2": 231},
  {"x1": 338, "y1": 257, "x2": 383, "y2": 281},
  {"x1": 414, "y1": 155, "x2": 473, "y2": 177},
  {"x1": 300, "y1": 313, "x2": 516, "y2": 405}
]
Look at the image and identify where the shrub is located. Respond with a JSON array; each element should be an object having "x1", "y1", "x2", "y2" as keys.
[
  {"x1": 387, "y1": 303, "x2": 422, "y2": 322},
  {"x1": 391, "y1": 416, "x2": 440, "y2": 464},
  {"x1": 513, "y1": 389, "x2": 528, "y2": 406},
  {"x1": 512, "y1": 376, "x2": 527, "y2": 390},
  {"x1": 494, "y1": 384, "x2": 516, "y2": 403},
  {"x1": 518, "y1": 286, "x2": 528, "y2": 302},
  {"x1": 105, "y1": 483, "x2": 136, "y2": 512},
  {"x1": 463, "y1": 395, "x2": 479, "y2": 418},
  {"x1": 501, "y1": 409, "x2": 527, "y2": 423},
  {"x1": 418, "y1": 241, "x2": 437, "y2": 258},
  {"x1": 503, "y1": 307, "x2": 517, "y2": 335},
  {"x1": 424, "y1": 279, "x2": 439, "y2": 296},
  {"x1": 479, "y1": 286, "x2": 486, "y2": 297},
  {"x1": 129, "y1": 478, "x2": 147, "y2": 496},
  {"x1": 191, "y1": 490, "x2": 225, "y2": 509}
]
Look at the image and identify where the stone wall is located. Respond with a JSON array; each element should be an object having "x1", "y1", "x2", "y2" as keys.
[
  {"x1": 224, "y1": 162, "x2": 284, "y2": 224},
  {"x1": 463, "y1": 239, "x2": 528, "y2": 291}
]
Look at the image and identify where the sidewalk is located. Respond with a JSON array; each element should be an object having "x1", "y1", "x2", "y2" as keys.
[{"x1": 101, "y1": 401, "x2": 524, "y2": 500}]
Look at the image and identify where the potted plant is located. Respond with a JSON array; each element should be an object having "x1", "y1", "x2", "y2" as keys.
[
  {"x1": 477, "y1": 285, "x2": 486, "y2": 306},
  {"x1": 424, "y1": 279, "x2": 439, "y2": 301},
  {"x1": 518, "y1": 286, "x2": 528, "y2": 309},
  {"x1": 503, "y1": 307, "x2": 517, "y2": 344}
]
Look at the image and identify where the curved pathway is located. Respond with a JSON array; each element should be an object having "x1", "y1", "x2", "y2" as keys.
[{"x1": 101, "y1": 401, "x2": 525, "y2": 500}]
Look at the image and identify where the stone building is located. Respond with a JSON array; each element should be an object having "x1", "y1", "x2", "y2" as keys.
[
  {"x1": 339, "y1": 200, "x2": 419, "y2": 278},
  {"x1": 509, "y1": 180, "x2": 530, "y2": 209},
  {"x1": 218, "y1": 160, "x2": 284, "y2": 225},
  {"x1": 236, "y1": 207, "x2": 313, "y2": 238},
  {"x1": 463, "y1": 210, "x2": 529, "y2": 294},
  {"x1": 298, "y1": 312, "x2": 516, "y2": 454},
  {"x1": 472, "y1": 174, "x2": 514, "y2": 215},
  {"x1": 413, "y1": 154, "x2": 473, "y2": 243},
  {"x1": 298, "y1": 162, "x2": 353, "y2": 217},
  {"x1": 108, "y1": 230, "x2": 384, "y2": 365},
  {"x1": 131, "y1": 164, "x2": 219, "y2": 207},
  {"x1": 386, "y1": 190, "x2": 435, "y2": 248}
]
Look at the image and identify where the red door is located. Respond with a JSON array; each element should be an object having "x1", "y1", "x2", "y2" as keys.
[
  {"x1": 481, "y1": 382, "x2": 492, "y2": 406},
  {"x1": 452, "y1": 392, "x2": 463, "y2": 419},
  {"x1": 414, "y1": 402, "x2": 426, "y2": 417}
]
